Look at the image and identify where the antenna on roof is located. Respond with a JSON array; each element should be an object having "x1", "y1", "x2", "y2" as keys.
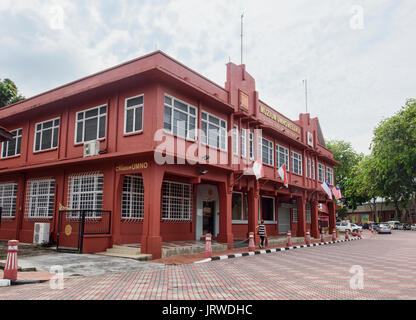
[
  {"x1": 241, "y1": 13, "x2": 244, "y2": 65},
  {"x1": 302, "y1": 78, "x2": 308, "y2": 113}
]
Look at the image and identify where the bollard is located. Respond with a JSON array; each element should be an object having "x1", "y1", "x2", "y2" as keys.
[
  {"x1": 320, "y1": 230, "x2": 325, "y2": 243},
  {"x1": 305, "y1": 231, "x2": 311, "y2": 245},
  {"x1": 359, "y1": 229, "x2": 362, "y2": 238},
  {"x1": 204, "y1": 234, "x2": 212, "y2": 258},
  {"x1": 332, "y1": 229, "x2": 337, "y2": 241},
  {"x1": 345, "y1": 229, "x2": 350, "y2": 240},
  {"x1": 248, "y1": 232, "x2": 255, "y2": 252},
  {"x1": 286, "y1": 231, "x2": 292, "y2": 247},
  {"x1": 3, "y1": 240, "x2": 19, "y2": 281}
]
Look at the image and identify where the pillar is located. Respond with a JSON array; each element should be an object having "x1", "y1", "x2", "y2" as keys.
[
  {"x1": 217, "y1": 181, "x2": 234, "y2": 249},
  {"x1": 112, "y1": 172, "x2": 124, "y2": 245},
  {"x1": 296, "y1": 197, "x2": 306, "y2": 237},
  {"x1": 247, "y1": 187, "x2": 260, "y2": 244},
  {"x1": 310, "y1": 200, "x2": 319, "y2": 238},
  {"x1": 328, "y1": 200, "x2": 336, "y2": 233},
  {"x1": 141, "y1": 165, "x2": 164, "y2": 259}
]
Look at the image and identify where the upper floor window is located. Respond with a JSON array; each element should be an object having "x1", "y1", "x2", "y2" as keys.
[
  {"x1": 276, "y1": 144, "x2": 289, "y2": 169},
  {"x1": 232, "y1": 125, "x2": 239, "y2": 155},
  {"x1": 326, "y1": 167, "x2": 334, "y2": 185},
  {"x1": 307, "y1": 157, "x2": 312, "y2": 178},
  {"x1": 249, "y1": 131, "x2": 254, "y2": 160},
  {"x1": 1, "y1": 129, "x2": 22, "y2": 159},
  {"x1": 125, "y1": 95, "x2": 143, "y2": 134},
  {"x1": 291, "y1": 151, "x2": 302, "y2": 175},
  {"x1": 34, "y1": 118, "x2": 60, "y2": 152},
  {"x1": 0, "y1": 183, "x2": 18, "y2": 218},
  {"x1": 318, "y1": 163, "x2": 325, "y2": 182},
  {"x1": 75, "y1": 105, "x2": 107, "y2": 144},
  {"x1": 262, "y1": 138, "x2": 274, "y2": 166},
  {"x1": 163, "y1": 95, "x2": 196, "y2": 140},
  {"x1": 241, "y1": 128, "x2": 247, "y2": 158},
  {"x1": 312, "y1": 159, "x2": 316, "y2": 180},
  {"x1": 201, "y1": 111, "x2": 227, "y2": 151}
]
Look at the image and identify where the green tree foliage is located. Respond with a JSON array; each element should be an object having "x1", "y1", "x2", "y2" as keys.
[{"x1": 0, "y1": 78, "x2": 25, "y2": 108}]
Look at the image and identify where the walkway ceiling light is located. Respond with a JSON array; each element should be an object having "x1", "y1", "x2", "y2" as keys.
[{"x1": 199, "y1": 169, "x2": 209, "y2": 175}]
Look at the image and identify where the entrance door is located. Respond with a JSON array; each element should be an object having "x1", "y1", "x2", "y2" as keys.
[
  {"x1": 202, "y1": 201, "x2": 216, "y2": 236},
  {"x1": 278, "y1": 206, "x2": 291, "y2": 234}
]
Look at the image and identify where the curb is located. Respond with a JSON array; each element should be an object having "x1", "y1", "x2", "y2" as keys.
[{"x1": 195, "y1": 237, "x2": 362, "y2": 264}]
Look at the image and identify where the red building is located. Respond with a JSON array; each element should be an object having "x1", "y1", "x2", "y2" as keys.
[{"x1": 0, "y1": 51, "x2": 340, "y2": 259}]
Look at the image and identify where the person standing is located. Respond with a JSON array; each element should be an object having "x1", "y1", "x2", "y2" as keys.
[{"x1": 256, "y1": 219, "x2": 267, "y2": 248}]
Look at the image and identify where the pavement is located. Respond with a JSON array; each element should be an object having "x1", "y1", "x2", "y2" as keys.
[{"x1": 0, "y1": 230, "x2": 415, "y2": 300}]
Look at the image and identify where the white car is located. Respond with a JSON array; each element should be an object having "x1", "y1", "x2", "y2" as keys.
[
  {"x1": 351, "y1": 224, "x2": 363, "y2": 233},
  {"x1": 377, "y1": 223, "x2": 392, "y2": 234},
  {"x1": 336, "y1": 221, "x2": 356, "y2": 233},
  {"x1": 411, "y1": 224, "x2": 416, "y2": 231}
]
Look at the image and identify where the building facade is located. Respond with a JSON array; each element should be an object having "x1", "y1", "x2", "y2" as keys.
[{"x1": 0, "y1": 51, "x2": 340, "y2": 259}]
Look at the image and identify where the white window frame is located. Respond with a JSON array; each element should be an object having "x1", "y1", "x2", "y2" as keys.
[
  {"x1": 75, "y1": 105, "x2": 107, "y2": 144},
  {"x1": 124, "y1": 94, "x2": 144, "y2": 135},
  {"x1": 121, "y1": 175, "x2": 144, "y2": 220},
  {"x1": 261, "y1": 138, "x2": 274, "y2": 166},
  {"x1": 34, "y1": 118, "x2": 60, "y2": 152},
  {"x1": 241, "y1": 128, "x2": 247, "y2": 158},
  {"x1": 1, "y1": 128, "x2": 22, "y2": 159},
  {"x1": 276, "y1": 144, "x2": 289, "y2": 169},
  {"x1": 0, "y1": 183, "x2": 18, "y2": 218},
  {"x1": 326, "y1": 167, "x2": 334, "y2": 185},
  {"x1": 312, "y1": 159, "x2": 316, "y2": 180},
  {"x1": 27, "y1": 179, "x2": 55, "y2": 219},
  {"x1": 201, "y1": 110, "x2": 227, "y2": 151},
  {"x1": 161, "y1": 180, "x2": 192, "y2": 221},
  {"x1": 318, "y1": 163, "x2": 325, "y2": 182},
  {"x1": 249, "y1": 131, "x2": 254, "y2": 160},
  {"x1": 68, "y1": 173, "x2": 104, "y2": 218},
  {"x1": 260, "y1": 196, "x2": 276, "y2": 223},
  {"x1": 163, "y1": 94, "x2": 197, "y2": 141},
  {"x1": 291, "y1": 151, "x2": 303, "y2": 175},
  {"x1": 308, "y1": 157, "x2": 312, "y2": 178},
  {"x1": 233, "y1": 125, "x2": 239, "y2": 155}
]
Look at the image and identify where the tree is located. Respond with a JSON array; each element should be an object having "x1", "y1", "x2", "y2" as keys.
[{"x1": 0, "y1": 78, "x2": 25, "y2": 108}]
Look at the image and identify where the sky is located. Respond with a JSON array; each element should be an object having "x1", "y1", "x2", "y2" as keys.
[{"x1": 1, "y1": 0, "x2": 415, "y2": 155}]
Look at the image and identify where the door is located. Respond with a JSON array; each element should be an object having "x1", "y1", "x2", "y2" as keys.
[
  {"x1": 278, "y1": 206, "x2": 290, "y2": 234},
  {"x1": 202, "y1": 201, "x2": 215, "y2": 236}
]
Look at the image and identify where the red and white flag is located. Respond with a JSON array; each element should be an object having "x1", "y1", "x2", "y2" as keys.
[
  {"x1": 321, "y1": 182, "x2": 333, "y2": 200},
  {"x1": 331, "y1": 186, "x2": 343, "y2": 200},
  {"x1": 277, "y1": 164, "x2": 288, "y2": 188},
  {"x1": 252, "y1": 158, "x2": 264, "y2": 180}
]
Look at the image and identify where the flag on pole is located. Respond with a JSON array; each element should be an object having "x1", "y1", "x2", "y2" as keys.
[
  {"x1": 277, "y1": 164, "x2": 288, "y2": 188},
  {"x1": 252, "y1": 158, "x2": 264, "y2": 180},
  {"x1": 321, "y1": 182, "x2": 332, "y2": 199}
]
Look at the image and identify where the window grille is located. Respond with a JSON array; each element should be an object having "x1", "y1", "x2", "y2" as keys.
[
  {"x1": 0, "y1": 183, "x2": 18, "y2": 218},
  {"x1": 122, "y1": 175, "x2": 144, "y2": 220},
  {"x1": 25, "y1": 179, "x2": 55, "y2": 219},
  {"x1": 292, "y1": 208, "x2": 298, "y2": 223},
  {"x1": 162, "y1": 181, "x2": 192, "y2": 221}
]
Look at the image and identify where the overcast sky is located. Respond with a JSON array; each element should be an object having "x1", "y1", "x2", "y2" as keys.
[{"x1": 1, "y1": 0, "x2": 415, "y2": 154}]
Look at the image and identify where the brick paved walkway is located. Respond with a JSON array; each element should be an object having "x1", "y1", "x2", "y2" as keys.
[{"x1": 1, "y1": 231, "x2": 415, "y2": 300}]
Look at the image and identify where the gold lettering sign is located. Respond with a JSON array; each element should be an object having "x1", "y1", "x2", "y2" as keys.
[
  {"x1": 116, "y1": 162, "x2": 149, "y2": 172},
  {"x1": 239, "y1": 90, "x2": 249, "y2": 112},
  {"x1": 259, "y1": 105, "x2": 301, "y2": 134}
]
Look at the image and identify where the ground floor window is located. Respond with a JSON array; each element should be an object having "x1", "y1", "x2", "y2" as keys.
[
  {"x1": 261, "y1": 197, "x2": 275, "y2": 221},
  {"x1": 232, "y1": 192, "x2": 244, "y2": 221},
  {"x1": 292, "y1": 208, "x2": 298, "y2": 223},
  {"x1": 68, "y1": 173, "x2": 103, "y2": 218},
  {"x1": 26, "y1": 179, "x2": 55, "y2": 218},
  {"x1": 306, "y1": 202, "x2": 311, "y2": 223},
  {"x1": 0, "y1": 183, "x2": 18, "y2": 218},
  {"x1": 162, "y1": 181, "x2": 192, "y2": 221},
  {"x1": 122, "y1": 175, "x2": 144, "y2": 220}
]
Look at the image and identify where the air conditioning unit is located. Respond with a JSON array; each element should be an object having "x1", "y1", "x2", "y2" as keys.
[
  {"x1": 83, "y1": 140, "x2": 100, "y2": 157},
  {"x1": 33, "y1": 223, "x2": 50, "y2": 244}
]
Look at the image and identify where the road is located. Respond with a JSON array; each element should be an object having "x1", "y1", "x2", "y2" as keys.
[{"x1": 1, "y1": 230, "x2": 415, "y2": 300}]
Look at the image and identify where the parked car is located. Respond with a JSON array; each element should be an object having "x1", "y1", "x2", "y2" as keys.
[
  {"x1": 397, "y1": 223, "x2": 404, "y2": 230},
  {"x1": 337, "y1": 221, "x2": 353, "y2": 232},
  {"x1": 363, "y1": 223, "x2": 369, "y2": 230},
  {"x1": 403, "y1": 224, "x2": 411, "y2": 230},
  {"x1": 387, "y1": 221, "x2": 400, "y2": 229},
  {"x1": 377, "y1": 224, "x2": 392, "y2": 234},
  {"x1": 370, "y1": 223, "x2": 379, "y2": 231},
  {"x1": 351, "y1": 224, "x2": 363, "y2": 233},
  {"x1": 411, "y1": 224, "x2": 416, "y2": 231}
]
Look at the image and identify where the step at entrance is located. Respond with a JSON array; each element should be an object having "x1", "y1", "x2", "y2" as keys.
[{"x1": 96, "y1": 245, "x2": 152, "y2": 261}]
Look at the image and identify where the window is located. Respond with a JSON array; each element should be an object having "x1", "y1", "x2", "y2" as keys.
[
  {"x1": 249, "y1": 132, "x2": 254, "y2": 160},
  {"x1": 163, "y1": 95, "x2": 196, "y2": 140},
  {"x1": 34, "y1": 119, "x2": 60, "y2": 152},
  {"x1": 68, "y1": 173, "x2": 104, "y2": 218},
  {"x1": 308, "y1": 158, "x2": 312, "y2": 178},
  {"x1": 75, "y1": 105, "x2": 107, "y2": 143},
  {"x1": 276, "y1": 145, "x2": 289, "y2": 169},
  {"x1": 241, "y1": 128, "x2": 247, "y2": 158},
  {"x1": 262, "y1": 138, "x2": 274, "y2": 166},
  {"x1": 291, "y1": 151, "x2": 302, "y2": 175},
  {"x1": 122, "y1": 175, "x2": 144, "y2": 219},
  {"x1": 233, "y1": 125, "x2": 239, "y2": 155},
  {"x1": 261, "y1": 197, "x2": 275, "y2": 221},
  {"x1": 27, "y1": 179, "x2": 55, "y2": 218},
  {"x1": 318, "y1": 163, "x2": 325, "y2": 182},
  {"x1": 306, "y1": 202, "x2": 311, "y2": 223},
  {"x1": 162, "y1": 181, "x2": 192, "y2": 221},
  {"x1": 292, "y1": 208, "x2": 298, "y2": 223},
  {"x1": 0, "y1": 183, "x2": 18, "y2": 218},
  {"x1": 312, "y1": 159, "x2": 316, "y2": 180},
  {"x1": 326, "y1": 167, "x2": 334, "y2": 185},
  {"x1": 201, "y1": 111, "x2": 227, "y2": 150},
  {"x1": 2, "y1": 129, "x2": 22, "y2": 158},
  {"x1": 232, "y1": 192, "x2": 244, "y2": 221},
  {"x1": 125, "y1": 95, "x2": 144, "y2": 134}
]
